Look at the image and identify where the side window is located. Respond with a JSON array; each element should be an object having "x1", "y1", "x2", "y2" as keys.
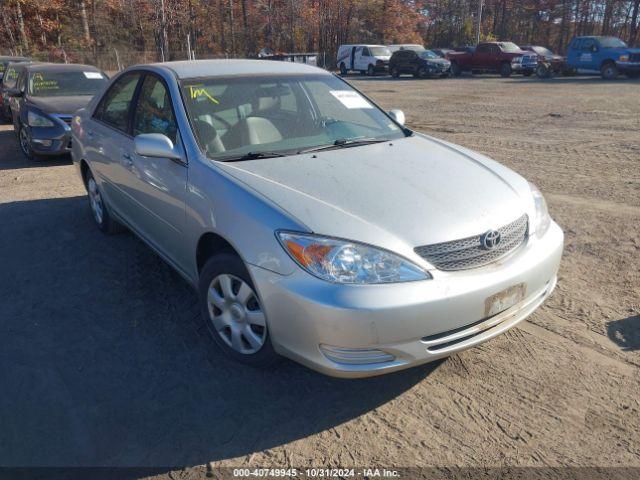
[
  {"x1": 132, "y1": 75, "x2": 177, "y2": 143},
  {"x1": 95, "y1": 73, "x2": 141, "y2": 133},
  {"x1": 362, "y1": 47, "x2": 370, "y2": 57},
  {"x1": 16, "y1": 71, "x2": 26, "y2": 92},
  {"x1": 581, "y1": 39, "x2": 595, "y2": 51},
  {"x1": 4, "y1": 67, "x2": 19, "y2": 89}
]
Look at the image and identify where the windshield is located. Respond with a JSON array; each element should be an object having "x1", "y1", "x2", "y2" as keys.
[
  {"x1": 499, "y1": 42, "x2": 522, "y2": 53},
  {"x1": 28, "y1": 70, "x2": 108, "y2": 97},
  {"x1": 532, "y1": 46, "x2": 553, "y2": 56},
  {"x1": 599, "y1": 37, "x2": 628, "y2": 48},
  {"x1": 369, "y1": 46, "x2": 391, "y2": 56},
  {"x1": 181, "y1": 74, "x2": 406, "y2": 160},
  {"x1": 419, "y1": 50, "x2": 439, "y2": 59}
]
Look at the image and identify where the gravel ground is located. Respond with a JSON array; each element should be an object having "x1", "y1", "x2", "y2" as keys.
[{"x1": 0, "y1": 75, "x2": 638, "y2": 476}]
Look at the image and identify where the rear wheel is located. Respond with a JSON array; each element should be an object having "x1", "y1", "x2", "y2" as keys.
[
  {"x1": 499, "y1": 62, "x2": 512, "y2": 77},
  {"x1": 85, "y1": 169, "x2": 125, "y2": 234},
  {"x1": 390, "y1": 67, "x2": 400, "y2": 78},
  {"x1": 601, "y1": 61, "x2": 619, "y2": 80},
  {"x1": 199, "y1": 253, "x2": 279, "y2": 367},
  {"x1": 450, "y1": 62, "x2": 462, "y2": 77},
  {"x1": 339, "y1": 63, "x2": 347, "y2": 76}
]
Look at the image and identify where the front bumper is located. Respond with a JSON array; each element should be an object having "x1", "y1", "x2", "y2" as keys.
[
  {"x1": 28, "y1": 124, "x2": 72, "y2": 156},
  {"x1": 250, "y1": 221, "x2": 564, "y2": 378},
  {"x1": 616, "y1": 61, "x2": 640, "y2": 72},
  {"x1": 512, "y1": 62, "x2": 537, "y2": 73}
]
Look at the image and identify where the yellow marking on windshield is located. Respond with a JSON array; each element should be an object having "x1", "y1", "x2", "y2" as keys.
[{"x1": 187, "y1": 85, "x2": 219, "y2": 104}]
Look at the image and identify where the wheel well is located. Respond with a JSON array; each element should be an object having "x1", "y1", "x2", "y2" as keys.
[
  {"x1": 601, "y1": 59, "x2": 615, "y2": 68},
  {"x1": 79, "y1": 160, "x2": 90, "y2": 186},
  {"x1": 196, "y1": 232, "x2": 239, "y2": 273}
]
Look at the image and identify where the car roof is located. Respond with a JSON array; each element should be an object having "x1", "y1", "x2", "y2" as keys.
[
  {"x1": 25, "y1": 63, "x2": 102, "y2": 73},
  {"x1": 0, "y1": 56, "x2": 30, "y2": 62},
  {"x1": 152, "y1": 59, "x2": 329, "y2": 79},
  {"x1": 339, "y1": 44, "x2": 387, "y2": 48}
]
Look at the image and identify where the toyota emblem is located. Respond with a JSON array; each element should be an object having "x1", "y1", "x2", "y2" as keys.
[{"x1": 481, "y1": 230, "x2": 501, "y2": 250}]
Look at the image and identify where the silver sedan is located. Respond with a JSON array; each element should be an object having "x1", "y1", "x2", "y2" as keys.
[{"x1": 71, "y1": 60, "x2": 563, "y2": 377}]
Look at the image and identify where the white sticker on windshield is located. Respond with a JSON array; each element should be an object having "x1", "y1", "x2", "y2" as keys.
[
  {"x1": 330, "y1": 90, "x2": 373, "y2": 109},
  {"x1": 83, "y1": 71, "x2": 103, "y2": 79}
]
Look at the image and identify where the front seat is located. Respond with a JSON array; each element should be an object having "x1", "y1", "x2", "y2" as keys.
[
  {"x1": 193, "y1": 119, "x2": 225, "y2": 154},
  {"x1": 223, "y1": 94, "x2": 283, "y2": 149}
]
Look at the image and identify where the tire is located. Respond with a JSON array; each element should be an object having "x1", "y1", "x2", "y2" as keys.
[
  {"x1": 536, "y1": 64, "x2": 550, "y2": 79},
  {"x1": 367, "y1": 64, "x2": 375, "y2": 76},
  {"x1": 199, "y1": 253, "x2": 279, "y2": 368},
  {"x1": 84, "y1": 168, "x2": 125, "y2": 234},
  {"x1": 339, "y1": 63, "x2": 347, "y2": 76},
  {"x1": 601, "y1": 61, "x2": 618, "y2": 80},
  {"x1": 416, "y1": 67, "x2": 428, "y2": 79},
  {"x1": 499, "y1": 62, "x2": 512, "y2": 77},
  {"x1": 18, "y1": 125, "x2": 38, "y2": 161},
  {"x1": 390, "y1": 67, "x2": 400, "y2": 78},
  {"x1": 450, "y1": 62, "x2": 462, "y2": 77}
]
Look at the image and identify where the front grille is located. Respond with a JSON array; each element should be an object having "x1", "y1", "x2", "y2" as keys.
[
  {"x1": 414, "y1": 214, "x2": 528, "y2": 271},
  {"x1": 523, "y1": 54, "x2": 537, "y2": 64}
]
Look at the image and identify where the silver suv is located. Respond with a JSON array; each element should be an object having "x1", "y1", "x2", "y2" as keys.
[{"x1": 71, "y1": 60, "x2": 563, "y2": 378}]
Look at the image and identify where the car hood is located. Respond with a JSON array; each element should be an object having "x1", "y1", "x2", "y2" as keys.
[
  {"x1": 28, "y1": 95, "x2": 95, "y2": 115},
  {"x1": 217, "y1": 135, "x2": 534, "y2": 257},
  {"x1": 424, "y1": 58, "x2": 451, "y2": 66}
]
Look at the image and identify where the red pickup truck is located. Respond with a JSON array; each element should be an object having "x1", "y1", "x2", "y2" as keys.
[{"x1": 447, "y1": 42, "x2": 537, "y2": 77}]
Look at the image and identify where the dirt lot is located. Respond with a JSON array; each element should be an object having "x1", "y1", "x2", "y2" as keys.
[{"x1": 0, "y1": 75, "x2": 638, "y2": 476}]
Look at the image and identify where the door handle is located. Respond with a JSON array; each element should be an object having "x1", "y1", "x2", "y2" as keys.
[{"x1": 122, "y1": 152, "x2": 133, "y2": 166}]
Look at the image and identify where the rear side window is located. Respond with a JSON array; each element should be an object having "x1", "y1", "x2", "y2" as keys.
[
  {"x1": 132, "y1": 75, "x2": 177, "y2": 143},
  {"x1": 95, "y1": 73, "x2": 141, "y2": 133},
  {"x1": 3, "y1": 66, "x2": 20, "y2": 89}
]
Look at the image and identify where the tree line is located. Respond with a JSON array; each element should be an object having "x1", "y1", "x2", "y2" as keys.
[{"x1": 1, "y1": 0, "x2": 639, "y2": 69}]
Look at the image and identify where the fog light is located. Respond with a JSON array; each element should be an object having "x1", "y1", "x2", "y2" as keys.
[
  {"x1": 320, "y1": 345, "x2": 395, "y2": 365},
  {"x1": 32, "y1": 139, "x2": 53, "y2": 147}
]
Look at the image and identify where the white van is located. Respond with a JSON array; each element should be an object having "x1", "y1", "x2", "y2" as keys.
[{"x1": 337, "y1": 44, "x2": 391, "y2": 76}]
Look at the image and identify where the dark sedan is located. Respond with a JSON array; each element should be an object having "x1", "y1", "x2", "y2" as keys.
[
  {"x1": 9, "y1": 63, "x2": 108, "y2": 160},
  {"x1": 1, "y1": 61, "x2": 36, "y2": 121},
  {"x1": 0, "y1": 55, "x2": 30, "y2": 81}
]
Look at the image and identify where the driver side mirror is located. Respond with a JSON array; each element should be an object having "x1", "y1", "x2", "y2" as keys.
[
  {"x1": 8, "y1": 89, "x2": 23, "y2": 98},
  {"x1": 388, "y1": 109, "x2": 405, "y2": 126},
  {"x1": 134, "y1": 133, "x2": 182, "y2": 160}
]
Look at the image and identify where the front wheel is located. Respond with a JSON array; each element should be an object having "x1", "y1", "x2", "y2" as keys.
[
  {"x1": 499, "y1": 62, "x2": 512, "y2": 77},
  {"x1": 536, "y1": 64, "x2": 550, "y2": 78},
  {"x1": 18, "y1": 125, "x2": 37, "y2": 161},
  {"x1": 199, "y1": 253, "x2": 279, "y2": 367},
  {"x1": 390, "y1": 67, "x2": 400, "y2": 78},
  {"x1": 367, "y1": 64, "x2": 375, "y2": 76},
  {"x1": 416, "y1": 67, "x2": 428, "y2": 79},
  {"x1": 601, "y1": 62, "x2": 619, "y2": 80}
]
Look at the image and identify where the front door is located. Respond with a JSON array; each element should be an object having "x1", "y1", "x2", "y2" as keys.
[{"x1": 125, "y1": 73, "x2": 189, "y2": 270}]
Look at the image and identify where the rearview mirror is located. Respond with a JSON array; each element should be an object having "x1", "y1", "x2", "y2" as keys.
[
  {"x1": 388, "y1": 109, "x2": 405, "y2": 126},
  {"x1": 134, "y1": 133, "x2": 182, "y2": 160}
]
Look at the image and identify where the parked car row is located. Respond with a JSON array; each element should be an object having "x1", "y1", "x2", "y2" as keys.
[{"x1": 337, "y1": 36, "x2": 640, "y2": 80}]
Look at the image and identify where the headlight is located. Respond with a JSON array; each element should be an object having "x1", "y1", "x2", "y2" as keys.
[
  {"x1": 277, "y1": 232, "x2": 431, "y2": 284},
  {"x1": 27, "y1": 111, "x2": 55, "y2": 127},
  {"x1": 529, "y1": 183, "x2": 551, "y2": 238},
  {"x1": 619, "y1": 54, "x2": 629, "y2": 62}
]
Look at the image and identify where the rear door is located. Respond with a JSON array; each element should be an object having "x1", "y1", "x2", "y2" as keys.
[
  {"x1": 86, "y1": 72, "x2": 142, "y2": 218},
  {"x1": 126, "y1": 73, "x2": 189, "y2": 269}
]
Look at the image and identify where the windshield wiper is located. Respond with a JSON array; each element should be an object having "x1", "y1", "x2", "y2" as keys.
[
  {"x1": 218, "y1": 151, "x2": 288, "y2": 162},
  {"x1": 297, "y1": 138, "x2": 389, "y2": 154}
]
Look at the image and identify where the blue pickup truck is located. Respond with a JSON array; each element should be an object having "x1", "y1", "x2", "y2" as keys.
[{"x1": 566, "y1": 36, "x2": 640, "y2": 79}]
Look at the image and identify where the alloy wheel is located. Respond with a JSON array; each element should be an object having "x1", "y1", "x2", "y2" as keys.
[
  {"x1": 19, "y1": 127, "x2": 31, "y2": 157},
  {"x1": 207, "y1": 273, "x2": 267, "y2": 354}
]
